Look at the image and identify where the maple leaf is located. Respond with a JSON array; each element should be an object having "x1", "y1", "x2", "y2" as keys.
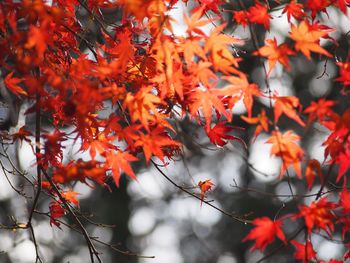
[
  {"x1": 266, "y1": 130, "x2": 304, "y2": 178},
  {"x1": 336, "y1": 150, "x2": 350, "y2": 182},
  {"x1": 233, "y1": 10, "x2": 249, "y2": 28},
  {"x1": 241, "y1": 109, "x2": 269, "y2": 139},
  {"x1": 297, "y1": 197, "x2": 336, "y2": 235},
  {"x1": 81, "y1": 132, "x2": 118, "y2": 160},
  {"x1": 49, "y1": 201, "x2": 65, "y2": 227},
  {"x1": 43, "y1": 130, "x2": 66, "y2": 167},
  {"x1": 255, "y1": 38, "x2": 295, "y2": 75},
  {"x1": 12, "y1": 126, "x2": 32, "y2": 144},
  {"x1": 61, "y1": 191, "x2": 80, "y2": 206},
  {"x1": 206, "y1": 122, "x2": 244, "y2": 147},
  {"x1": 274, "y1": 96, "x2": 305, "y2": 126},
  {"x1": 289, "y1": 21, "x2": 332, "y2": 59},
  {"x1": 180, "y1": 36, "x2": 207, "y2": 64},
  {"x1": 124, "y1": 86, "x2": 165, "y2": 130},
  {"x1": 188, "y1": 88, "x2": 231, "y2": 131},
  {"x1": 188, "y1": 61, "x2": 218, "y2": 88},
  {"x1": 134, "y1": 126, "x2": 181, "y2": 163},
  {"x1": 24, "y1": 25, "x2": 48, "y2": 61},
  {"x1": 305, "y1": 0, "x2": 333, "y2": 18},
  {"x1": 337, "y1": 0, "x2": 350, "y2": 14},
  {"x1": 191, "y1": 0, "x2": 224, "y2": 15},
  {"x1": 205, "y1": 23, "x2": 242, "y2": 75},
  {"x1": 220, "y1": 73, "x2": 261, "y2": 117},
  {"x1": 104, "y1": 150, "x2": 138, "y2": 187},
  {"x1": 198, "y1": 179, "x2": 214, "y2": 206},
  {"x1": 243, "y1": 217, "x2": 286, "y2": 251},
  {"x1": 291, "y1": 240, "x2": 317, "y2": 263},
  {"x1": 247, "y1": 1, "x2": 272, "y2": 30},
  {"x1": 184, "y1": 6, "x2": 213, "y2": 37},
  {"x1": 305, "y1": 159, "x2": 323, "y2": 190},
  {"x1": 336, "y1": 62, "x2": 350, "y2": 93},
  {"x1": 304, "y1": 99, "x2": 336, "y2": 125},
  {"x1": 339, "y1": 180, "x2": 350, "y2": 214},
  {"x1": 282, "y1": 2, "x2": 306, "y2": 22},
  {"x1": 4, "y1": 72, "x2": 27, "y2": 96}
]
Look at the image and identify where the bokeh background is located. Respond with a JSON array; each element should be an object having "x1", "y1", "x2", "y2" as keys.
[{"x1": 0, "y1": 1, "x2": 349, "y2": 263}]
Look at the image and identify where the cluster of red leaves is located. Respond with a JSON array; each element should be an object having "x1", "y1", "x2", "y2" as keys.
[{"x1": 1, "y1": 0, "x2": 350, "y2": 261}]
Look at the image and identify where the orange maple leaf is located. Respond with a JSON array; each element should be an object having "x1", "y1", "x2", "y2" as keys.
[
  {"x1": 205, "y1": 23, "x2": 242, "y2": 75},
  {"x1": 105, "y1": 150, "x2": 138, "y2": 187},
  {"x1": 189, "y1": 88, "x2": 231, "y2": 131},
  {"x1": 241, "y1": 109, "x2": 269, "y2": 139},
  {"x1": 255, "y1": 38, "x2": 295, "y2": 75},
  {"x1": 266, "y1": 130, "x2": 304, "y2": 178},
  {"x1": 134, "y1": 126, "x2": 181, "y2": 163},
  {"x1": 289, "y1": 21, "x2": 332, "y2": 59},
  {"x1": 220, "y1": 73, "x2": 261, "y2": 117},
  {"x1": 305, "y1": 159, "x2": 323, "y2": 190},
  {"x1": 198, "y1": 179, "x2": 214, "y2": 206},
  {"x1": 274, "y1": 96, "x2": 305, "y2": 126},
  {"x1": 61, "y1": 191, "x2": 80, "y2": 206},
  {"x1": 243, "y1": 217, "x2": 286, "y2": 251},
  {"x1": 184, "y1": 6, "x2": 214, "y2": 36}
]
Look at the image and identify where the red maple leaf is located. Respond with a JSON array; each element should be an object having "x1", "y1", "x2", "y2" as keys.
[
  {"x1": 4, "y1": 72, "x2": 27, "y2": 96},
  {"x1": 206, "y1": 122, "x2": 244, "y2": 147},
  {"x1": 243, "y1": 217, "x2": 286, "y2": 251},
  {"x1": 247, "y1": 1, "x2": 272, "y2": 30},
  {"x1": 282, "y1": 2, "x2": 306, "y2": 22},
  {"x1": 297, "y1": 197, "x2": 336, "y2": 235},
  {"x1": 291, "y1": 240, "x2": 317, "y2": 263},
  {"x1": 49, "y1": 201, "x2": 65, "y2": 227}
]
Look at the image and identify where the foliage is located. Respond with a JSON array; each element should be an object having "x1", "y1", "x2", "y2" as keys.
[{"x1": 0, "y1": 0, "x2": 350, "y2": 262}]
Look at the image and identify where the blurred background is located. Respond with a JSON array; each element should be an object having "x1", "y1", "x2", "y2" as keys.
[{"x1": 0, "y1": 1, "x2": 349, "y2": 262}]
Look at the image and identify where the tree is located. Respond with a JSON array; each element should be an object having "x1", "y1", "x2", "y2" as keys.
[{"x1": 0, "y1": 0, "x2": 350, "y2": 262}]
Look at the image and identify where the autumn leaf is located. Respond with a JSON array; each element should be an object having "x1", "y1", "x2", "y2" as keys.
[
  {"x1": 241, "y1": 109, "x2": 269, "y2": 139},
  {"x1": 266, "y1": 130, "x2": 304, "y2": 178},
  {"x1": 49, "y1": 201, "x2": 65, "y2": 227},
  {"x1": 198, "y1": 179, "x2": 214, "y2": 206},
  {"x1": 243, "y1": 217, "x2": 286, "y2": 251},
  {"x1": 105, "y1": 150, "x2": 138, "y2": 187},
  {"x1": 25, "y1": 25, "x2": 48, "y2": 61},
  {"x1": 232, "y1": 10, "x2": 249, "y2": 28},
  {"x1": 247, "y1": 1, "x2": 272, "y2": 30},
  {"x1": 134, "y1": 126, "x2": 181, "y2": 163},
  {"x1": 339, "y1": 179, "x2": 350, "y2": 214},
  {"x1": 274, "y1": 96, "x2": 305, "y2": 126},
  {"x1": 304, "y1": 99, "x2": 336, "y2": 125},
  {"x1": 305, "y1": 159, "x2": 322, "y2": 190},
  {"x1": 297, "y1": 197, "x2": 336, "y2": 235},
  {"x1": 255, "y1": 38, "x2": 295, "y2": 75},
  {"x1": 205, "y1": 23, "x2": 242, "y2": 75},
  {"x1": 188, "y1": 88, "x2": 231, "y2": 131},
  {"x1": 282, "y1": 2, "x2": 306, "y2": 22},
  {"x1": 12, "y1": 126, "x2": 32, "y2": 144},
  {"x1": 289, "y1": 21, "x2": 332, "y2": 59},
  {"x1": 61, "y1": 191, "x2": 80, "y2": 206},
  {"x1": 336, "y1": 62, "x2": 350, "y2": 93},
  {"x1": 291, "y1": 240, "x2": 317, "y2": 263},
  {"x1": 4, "y1": 72, "x2": 27, "y2": 96},
  {"x1": 184, "y1": 6, "x2": 214, "y2": 36},
  {"x1": 220, "y1": 73, "x2": 261, "y2": 117},
  {"x1": 305, "y1": 0, "x2": 333, "y2": 18},
  {"x1": 206, "y1": 122, "x2": 244, "y2": 147}
]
